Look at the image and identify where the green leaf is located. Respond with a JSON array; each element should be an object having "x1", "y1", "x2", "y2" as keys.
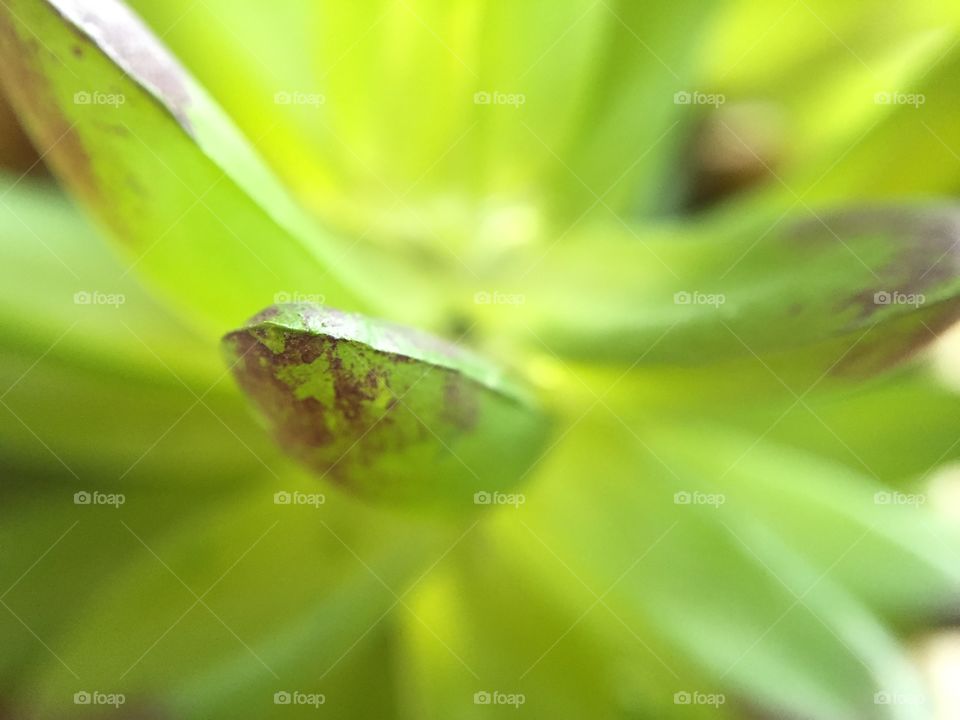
[
  {"x1": 6, "y1": 472, "x2": 447, "y2": 719},
  {"x1": 700, "y1": 1, "x2": 960, "y2": 208},
  {"x1": 516, "y1": 410, "x2": 934, "y2": 719},
  {"x1": 0, "y1": 176, "x2": 275, "y2": 484},
  {"x1": 222, "y1": 304, "x2": 550, "y2": 510},
  {"x1": 0, "y1": 0, "x2": 389, "y2": 337},
  {"x1": 489, "y1": 205, "x2": 960, "y2": 377},
  {"x1": 396, "y1": 529, "x2": 718, "y2": 719},
  {"x1": 725, "y1": 365, "x2": 960, "y2": 487},
  {"x1": 646, "y1": 425, "x2": 960, "y2": 619},
  {"x1": 126, "y1": 1, "x2": 711, "y2": 247},
  {"x1": 800, "y1": 47, "x2": 960, "y2": 204},
  {"x1": 548, "y1": 0, "x2": 721, "y2": 221},
  {"x1": 123, "y1": 0, "x2": 330, "y2": 203}
]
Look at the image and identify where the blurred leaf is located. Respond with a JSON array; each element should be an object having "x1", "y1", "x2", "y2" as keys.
[
  {"x1": 725, "y1": 366, "x2": 960, "y2": 487},
  {"x1": 800, "y1": 47, "x2": 960, "y2": 203},
  {"x1": 397, "y1": 520, "x2": 730, "y2": 719},
  {"x1": 701, "y1": 0, "x2": 958, "y2": 195},
  {"x1": 123, "y1": 0, "x2": 335, "y2": 204},
  {"x1": 0, "y1": 90, "x2": 40, "y2": 173},
  {"x1": 125, "y1": 1, "x2": 712, "y2": 250},
  {"x1": 599, "y1": 360, "x2": 960, "y2": 491},
  {"x1": 550, "y1": 0, "x2": 721, "y2": 221},
  {"x1": 517, "y1": 409, "x2": 933, "y2": 719},
  {"x1": 0, "y1": 0, "x2": 389, "y2": 338},
  {"x1": 223, "y1": 304, "x2": 550, "y2": 509},
  {"x1": 4, "y1": 472, "x2": 449, "y2": 719},
  {"x1": 0, "y1": 176, "x2": 276, "y2": 483},
  {"x1": 489, "y1": 206, "x2": 960, "y2": 377},
  {"x1": 645, "y1": 425, "x2": 960, "y2": 619},
  {"x1": 0, "y1": 476, "x2": 253, "y2": 693}
]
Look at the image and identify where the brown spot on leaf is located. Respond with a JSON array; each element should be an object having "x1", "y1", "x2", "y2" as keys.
[
  {"x1": 787, "y1": 207, "x2": 960, "y2": 324},
  {"x1": 224, "y1": 306, "x2": 548, "y2": 507},
  {"x1": 226, "y1": 320, "x2": 493, "y2": 498},
  {"x1": 227, "y1": 330, "x2": 336, "y2": 456},
  {"x1": 830, "y1": 296, "x2": 960, "y2": 377}
]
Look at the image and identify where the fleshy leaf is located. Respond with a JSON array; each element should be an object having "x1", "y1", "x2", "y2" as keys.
[
  {"x1": 645, "y1": 425, "x2": 960, "y2": 619},
  {"x1": 702, "y1": 1, "x2": 960, "y2": 207},
  {"x1": 7, "y1": 472, "x2": 446, "y2": 719},
  {"x1": 725, "y1": 366, "x2": 960, "y2": 487},
  {"x1": 489, "y1": 205, "x2": 960, "y2": 376},
  {"x1": 0, "y1": 175, "x2": 274, "y2": 484},
  {"x1": 396, "y1": 533, "x2": 708, "y2": 719},
  {"x1": 515, "y1": 410, "x2": 935, "y2": 719},
  {"x1": 223, "y1": 304, "x2": 550, "y2": 509},
  {"x1": 124, "y1": 1, "x2": 711, "y2": 245},
  {"x1": 0, "y1": 0, "x2": 388, "y2": 337}
]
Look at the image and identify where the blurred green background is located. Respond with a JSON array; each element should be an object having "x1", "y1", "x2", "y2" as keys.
[{"x1": 2, "y1": 0, "x2": 960, "y2": 718}]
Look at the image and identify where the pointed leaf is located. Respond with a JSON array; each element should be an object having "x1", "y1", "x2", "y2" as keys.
[
  {"x1": 518, "y1": 411, "x2": 933, "y2": 719},
  {"x1": 0, "y1": 0, "x2": 383, "y2": 337},
  {"x1": 0, "y1": 176, "x2": 273, "y2": 483},
  {"x1": 492, "y1": 205, "x2": 960, "y2": 378}
]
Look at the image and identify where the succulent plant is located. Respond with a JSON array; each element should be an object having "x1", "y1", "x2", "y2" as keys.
[{"x1": 1, "y1": 0, "x2": 960, "y2": 718}]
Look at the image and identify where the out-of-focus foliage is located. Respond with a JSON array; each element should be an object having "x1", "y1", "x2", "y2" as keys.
[{"x1": 1, "y1": 1, "x2": 960, "y2": 719}]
